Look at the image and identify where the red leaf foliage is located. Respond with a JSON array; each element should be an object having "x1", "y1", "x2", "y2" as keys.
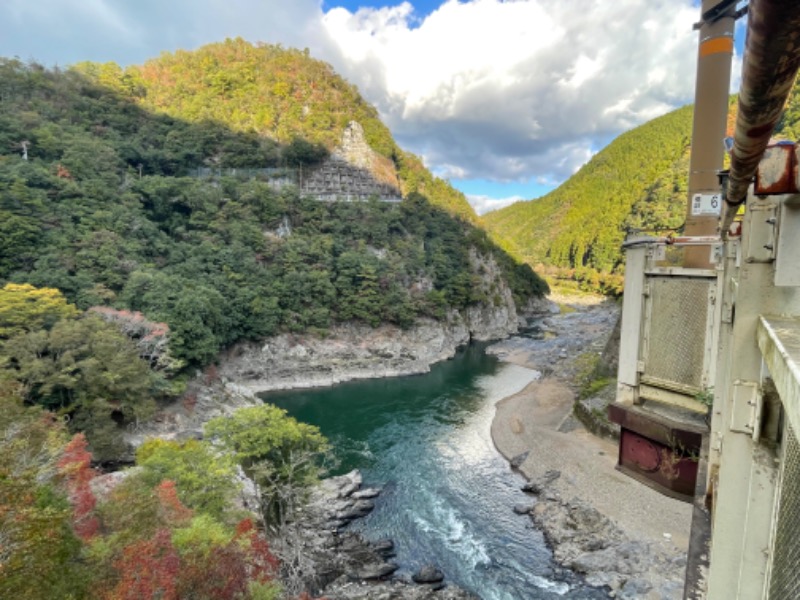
[
  {"x1": 57, "y1": 433, "x2": 100, "y2": 540},
  {"x1": 156, "y1": 480, "x2": 193, "y2": 526},
  {"x1": 234, "y1": 518, "x2": 280, "y2": 580},
  {"x1": 176, "y1": 518, "x2": 278, "y2": 599},
  {"x1": 106, "y1": 529, "x2": 180, "y2": 600}
]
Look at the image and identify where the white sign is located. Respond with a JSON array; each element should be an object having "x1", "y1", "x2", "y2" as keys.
[{"x1": 691, "y1": 193, "x2": 722, "y2": 216}]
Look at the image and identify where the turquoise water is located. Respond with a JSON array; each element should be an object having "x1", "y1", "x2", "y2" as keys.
[{"x1": 265, "y1": 344, "x2": 607, "y2": 599}]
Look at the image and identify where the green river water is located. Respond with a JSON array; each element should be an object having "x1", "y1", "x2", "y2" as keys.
[{"x1": 266, "y1": 343, "x2": 607, "y2": 599}]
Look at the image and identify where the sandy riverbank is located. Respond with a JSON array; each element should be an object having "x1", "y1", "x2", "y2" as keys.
[{"x1": 489, "y1": 300, "x2": 692, "y2": 598}]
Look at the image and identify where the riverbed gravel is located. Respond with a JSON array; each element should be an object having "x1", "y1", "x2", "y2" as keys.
[{"x1": 489, "y1": 296, "x2": 692, "y2": 599}]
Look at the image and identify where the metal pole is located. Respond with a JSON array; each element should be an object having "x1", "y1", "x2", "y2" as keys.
[{"x1": 683, "y1": 0, "x2": 736, "y2": 268}]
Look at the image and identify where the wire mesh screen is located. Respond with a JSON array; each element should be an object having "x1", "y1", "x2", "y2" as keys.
[
  {"x1": 642, "y1": 277, "x2": 711, "y2": 392},
  {"x1": 769, "y1": 424, "x2": 800, "y2": 599}
]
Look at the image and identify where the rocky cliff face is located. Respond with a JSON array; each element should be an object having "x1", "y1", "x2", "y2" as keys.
[
  {"x1": 218, "y1": 251, "x2": 547, "y2": 394},
  {"x1": 219, "y1": 312, "x2": 472, "y2": 394}
]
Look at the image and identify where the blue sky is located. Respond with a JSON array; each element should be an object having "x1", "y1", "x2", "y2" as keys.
[
  {"x1": 0, "y1": 1, "x2": 746, "y2": 214},
  {"x1": 325, "y1": 0, "x2": 442, "y2": 19}
]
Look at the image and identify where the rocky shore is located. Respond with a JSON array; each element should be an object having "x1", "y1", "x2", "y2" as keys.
[
  {"x1": 287, "y1": 470, "x2": 478, "y2": 600},
  {"x1": 489, "y1": 297, "x2": 692, "y2": 599},
  {"x1": 216, "y1": 302, "x2": 540, "y2": 394}
]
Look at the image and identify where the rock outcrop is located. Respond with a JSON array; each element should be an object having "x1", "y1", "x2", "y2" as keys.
[
  {"x1": 527, "y1": 486, "x2": 685, "y2": 599},
  {"x1": 218, "y1": 315, "x2": 470, "y2": 394},
  {"x1": 288, "y1": 470, "x2": 478, "y2": 600},
  {"x1": 218, "y1": 250, "x2": 552, "y2": 394}
]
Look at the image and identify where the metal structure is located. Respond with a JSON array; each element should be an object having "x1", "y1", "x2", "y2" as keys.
[
  {"x1": 611, "y1": 237, "x2": 721, "y2": 501},
  {"x1": 609, "y1": 1, "x2": 800, "y2": 597}
]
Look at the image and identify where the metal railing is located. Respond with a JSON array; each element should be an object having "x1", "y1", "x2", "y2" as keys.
[
  {"x1": 769, "y1": 423, "x2": 800, "y2": 598},
  {"x1": 756, "y1": 316, "x2": 800, "y2": 598}
]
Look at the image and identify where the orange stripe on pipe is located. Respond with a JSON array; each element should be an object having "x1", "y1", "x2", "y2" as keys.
[{"x1": 699, "y1": 36, "x2": 734, "y2": 57}]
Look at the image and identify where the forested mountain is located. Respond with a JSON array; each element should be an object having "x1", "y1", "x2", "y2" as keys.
[
  {"x1": 0, "y1": 45, "x2": 546, "y2": 360},
  {"x1": 72, "y1": 38, "x2": 477, "y2": 221},
  {"x1": 0, "y1": 44, "x2": 547, "y2": 463},
  {"x1": 484, "y1": 83, "x2": 800, "y2": 294},
  {"x1": 483, "y1": 105, "x2": 695, "y2": 293},
  {"x1": 0, "y1": 44, "x2": 549, "y2": 596}
]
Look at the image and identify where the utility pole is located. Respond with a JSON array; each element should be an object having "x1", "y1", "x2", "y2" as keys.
[{"x1": 682, "y1": 0, "x2": 736, "y2": 268}]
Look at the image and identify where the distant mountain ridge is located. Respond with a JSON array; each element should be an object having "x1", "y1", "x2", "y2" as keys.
[
  {"x1": 483, "y1": 105, "x2": 694, "y2": 292},
  {"x1": 483, "y1": 83, "x2": 800, "y2": 294}
]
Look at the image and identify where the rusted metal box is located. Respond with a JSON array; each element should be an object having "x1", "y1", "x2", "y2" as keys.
[
  {"x1": 609, "y1": 403, "x2": 703, "y2": 502},
  {"x1": 755, "y1": 141, "x2": 799, "y2": 196},
  {"x1": 616, "y1": 429, "x2": 699, "y2": 500}
]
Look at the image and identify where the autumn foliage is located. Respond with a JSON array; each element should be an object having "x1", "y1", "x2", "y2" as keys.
[
  {"x1": 57, "y1": 433, "x2": 100, "y2": 541},
  {"x1": 100, "y1": 477, "x2": 280, "y2": 599},
  {"x1": 106, "y1": 529, "x2": 181, "y2": 600},
  {"x1": 2, "y1": 389, "x2": 283, "y2": 599},
  {"x1": 88, "y1": 306, "x2": 178, "y2": 371},
  {"x1": 156, "y1": 479, "x2": 194, "y2": 525},
  {"x1": 176, "y1": 518, "x2": 280, "y2": 599}
]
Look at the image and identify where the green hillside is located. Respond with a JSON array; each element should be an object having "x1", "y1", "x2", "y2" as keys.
[
  {"x1": 0, "y1": 50, "x2": 545, "y2": 369},
  {"x1": 0, "y1": 46, "x2": 547, "y2": 464},
  {"x1": 73, "y1": 38, "x2": 477, "y2": 222},
  {"x1": 483, "y1": 105, "x2": 694, "y2": 292},
  {"x1": 484, "y1": 81, "x2": 800, "y2": 295}
]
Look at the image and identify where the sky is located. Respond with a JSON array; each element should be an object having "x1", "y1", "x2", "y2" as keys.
[{"x1": 0, "y1": 0, "x2": 746, "y2": 214}]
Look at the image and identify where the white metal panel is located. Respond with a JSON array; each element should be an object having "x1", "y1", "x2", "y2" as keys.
[
  {"x1": 617, "y1": 246, "x2": 647, "y2": 393},
  {"x1": 775, "y1": 201, "x2": 800, "y2": 286}
]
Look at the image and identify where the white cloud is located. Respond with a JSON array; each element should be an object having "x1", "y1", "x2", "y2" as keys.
[
  {"x1": 0, "y1": 0, "x2": 716, "y2": 197},
  {"x1": 322, "y1": 0, "x2": 700, "y2": 185},
  {"x1": 467, "y1": 194, "x2": 524, "y2": 215},
  {"x1": 0, "y1": 0, "x2": 333, "y2": 66}
]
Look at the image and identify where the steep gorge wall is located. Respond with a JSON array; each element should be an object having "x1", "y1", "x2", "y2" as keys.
[{"x1": 218, "y1": 252, "x2": 551, "y2": 394}]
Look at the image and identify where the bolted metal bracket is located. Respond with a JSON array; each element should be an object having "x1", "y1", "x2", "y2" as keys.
[{"x1": 729, "y1": 380, "x2": 763, "y2": 441}]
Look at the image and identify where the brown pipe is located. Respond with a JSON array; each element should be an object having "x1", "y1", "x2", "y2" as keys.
[{"x1": 723, "y1": 0, "x2": 800, "y2": 232}]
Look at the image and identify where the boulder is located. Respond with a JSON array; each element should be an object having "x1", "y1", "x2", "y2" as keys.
[
  {"x1": 509, "y1": 450, "x2": 529, "y2": 469},
  {"x1": 372, "y1": 539, "x2": 396, "y2": 558},
  {"x1": 521, "y1": 469, "x2": 561, "y2": 494},
  {"x1": 412, "y1": 565, "x2": 445, "y2": 584},
  {"x1": 352, "y1": 487, "x2": 382, "y2": 499}
]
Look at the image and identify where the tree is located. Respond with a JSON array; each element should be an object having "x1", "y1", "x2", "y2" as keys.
[
  {"x1": 136, "y1": 438, "x2": 238, "y2": 520},
  {"x1": 1, "y1": 315, "x2": 161, "y2": 461},
  {"x1": 0, "y1": 283, "x2": 78, "y2": 339},
  {"x1": 173, "y1": 517, "x2": 281, "y2": 600},
  {"x1": 0, "y1": 385, "x2": 90, "y2": 599},
  {"x1": 282, "y1": 136, "x2": 328, "y2": 167},
  {"x1": 204, "y1": 405, "x2": 328, "y2": 528},
  {"x1": 88, "y1": 306, "x2": 183, "y2": 373},
  {"x1": 57, "y1": 433, "x2": 100, "y2": 541},
  {"x1": 105, "y1": 529, "x2": 181, "y2": 600},
  {"x1": 96, "y1": 471, "x2": 280, "y2": 600}
]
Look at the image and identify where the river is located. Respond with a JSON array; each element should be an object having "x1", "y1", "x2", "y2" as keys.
[{"x1": 265, "y1": 343, "x2": 607, "y2": 599}]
